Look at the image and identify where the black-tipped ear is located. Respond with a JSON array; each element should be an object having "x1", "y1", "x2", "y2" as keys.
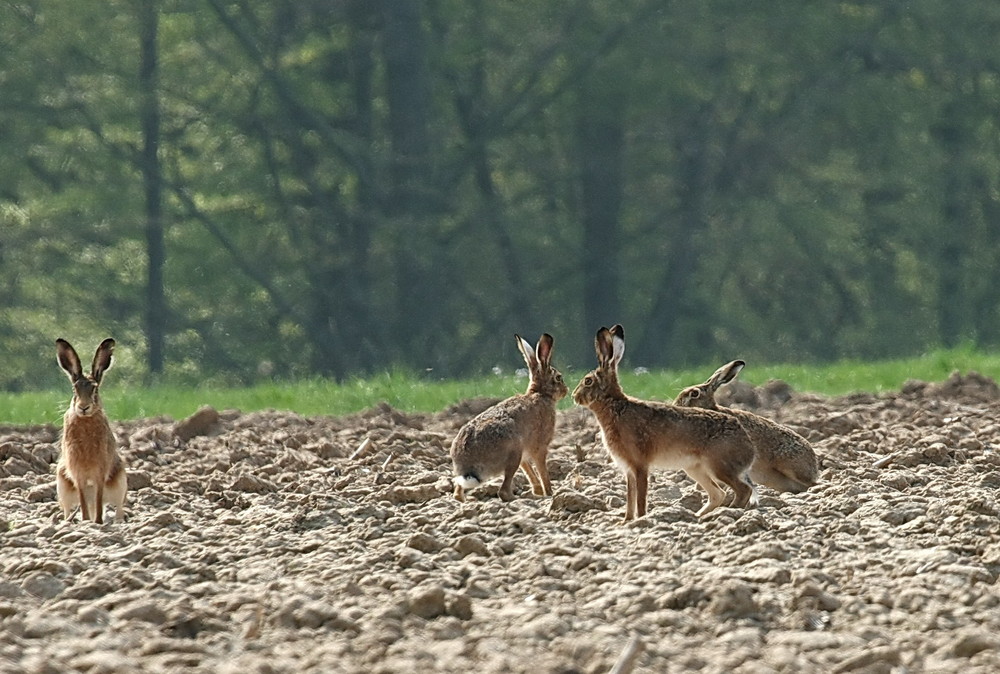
[
  {"x1": 708, "y1": 359, "x2": 745, "y2": 391},
  {"x1": 536, "y1": 333, "x2": 554, "y2": 367},
  {"x1": 609, "y1": 325, "x2": 625, "y2": 367},
  {"x1": 56, "y1": 339, "x2": 83, "y2": 381},
  {"x1": 594, "y1": 327, "x2": 613, "y2": 366},
  {"x1": 515, "y1": 334, "x2": 538, "y2": 372},
  {"x1": 91, "y1": 338, "x2": 115, "y2": 383}
]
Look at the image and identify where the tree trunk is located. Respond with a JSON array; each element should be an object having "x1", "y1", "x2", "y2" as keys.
[
  {"x1": 380, "y1": 1, "x2": 442, "y2": 366},
  {"x1": 577, "y1": 97, "x2": 626, "y2": 354},
  {"x1": 138, "y1": 0, "x2": 166, "y2": 376},
  {"x1": 632, "y1": 113, "x2": 709, "y2": 367}
]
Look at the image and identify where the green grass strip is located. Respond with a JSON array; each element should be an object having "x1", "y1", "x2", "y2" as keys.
[{"x1": 3, "y1": 347, "x2": 998, "y2": 426}]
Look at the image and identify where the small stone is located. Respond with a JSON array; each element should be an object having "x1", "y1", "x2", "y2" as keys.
[
  {"x1": 384, "y1": 484, "x2": 440, "y2": 504},
  {"x1": 454, "y1": 535, "x2": 489, "y2": 557},
  {"x1": 407, "y1": 584, "x2": 447, "y2": 619},
  {"x1": 406, "y1": 532, "x2": 444, "y2": 553},
  {"x1": 446, "y1": 594, "x2": 473, "y2": 621},
  {"x1": 127, "y1": 471, "x2": 153, "y2": 490},
  {"x1": 26, "y1": 483, "x2": 56, "y2": 503}
]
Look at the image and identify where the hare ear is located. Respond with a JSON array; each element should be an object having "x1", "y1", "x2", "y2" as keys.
[
  {"x1": 535, "y1": 333, "x2": 554, "y2": 368},
  {"x1": 594, "y1": 327, "x2": 613, "y2": 367},
  {"x1": 595, "y1": 326, "x2": 624, "y2": 370},
  {"x1": 56, "y1": 339, "x2": 83, "y2": 381},
  {"x1": 708, "y1": 360, "x2": 745, "y2": 391},
  {"x1": 91, "y1": 338, "x2": 115, "y2": 383},
  {"x1": 609, "y1": 324, "x2": 625, "y2": 368},
  {"x1": 515, "y1": 334, "x2": 539, "y2": 372}
]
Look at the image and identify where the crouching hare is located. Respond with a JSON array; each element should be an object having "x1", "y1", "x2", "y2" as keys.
[
  {"x1": 55, "y1": 338, "x2": 127, "y2": 524},
  {"x1": 573, "y1": 325, "x2": 757, "y2": 521},
  {"x1": 451, "y1": 333, "x2": 568, "y2": 501},
  {"x1": 674, "y1": 360, "x2": 818, "y2": 493}
]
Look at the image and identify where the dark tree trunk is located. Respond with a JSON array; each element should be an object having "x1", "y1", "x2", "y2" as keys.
[
  {"x1": 380, "y1": 1, "x2": 442, "y2": 366},
  {"x1": 138, "y1": 0, "x2": 166, "y2": 376},
  {"x1": 632, "y1": 114, "x2": 709, "y2": 367},
  {"x1": 932, "y1": 105, "x2": 972, "y2": 348},
  {"x1": 577, "y1": 100, "x2": 626, "y2": 353}
]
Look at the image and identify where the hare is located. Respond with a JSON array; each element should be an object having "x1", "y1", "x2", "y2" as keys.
[
  {"x1": 674, "y1": 360, "x2": 818, "y2": 493},
  {"x1": 451, "y1": 333, "x2": 568, "y2": 501},
  {"x1": 55, "y1": 338, "x2": 127, "y2": 524},
  {"x1": 573, "y1": 325, "x2": 757, "y2": 521}
]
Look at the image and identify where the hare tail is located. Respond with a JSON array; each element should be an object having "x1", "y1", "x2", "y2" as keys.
[{"x1": 453, "y1": 474, "x2": 482, "y2": 490}]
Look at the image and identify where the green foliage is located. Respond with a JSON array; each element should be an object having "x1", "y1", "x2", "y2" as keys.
[
  {"x1": 2, "y1": 1, "x2": 1000, "y2": 386},
  {"x1": 6, "y1": 347, "x2": 1000, "y2": 426}
]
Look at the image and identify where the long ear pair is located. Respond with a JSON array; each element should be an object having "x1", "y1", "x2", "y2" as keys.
[
  {"x1": 56, "y1": 338, "x2": 115, "y2": 383},
  {"x1": 594, "y1": 325, "x2": 625, "y2": 371},
  {"x1": 516, "y1": 333, "x2": 554, "y2": 374}
]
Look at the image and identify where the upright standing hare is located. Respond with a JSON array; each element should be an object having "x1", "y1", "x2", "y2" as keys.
[
  {"x1": 55, "y1": 338, "x2": 127, "y2": 524},
  {"x1": 451, "y1": 333, "x2": 568, "y2": 501},
  {"x1": 674, "y1": 360, "x2": 818, "y2": 493},
  {"x1": 573, "y1": 325, "x2": 757, "y2": 521}
]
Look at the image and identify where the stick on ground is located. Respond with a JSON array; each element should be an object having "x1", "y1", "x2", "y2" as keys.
[{"x1": 608, "y1": 634, "x2": 643, "y2": 674}]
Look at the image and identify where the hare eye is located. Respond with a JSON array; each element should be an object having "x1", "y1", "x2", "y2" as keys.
[{"x1": 584, "y1": 376, "x2": 594, "y2": 386}]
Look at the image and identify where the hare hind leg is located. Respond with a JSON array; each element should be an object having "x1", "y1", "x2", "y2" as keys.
[
  {"x1": 56, "y1": 468, "x2": 80, "y2": 521},
  {"x1": 105, "y1": 470, "x2": 127, "y2": 523},
  {"x1": 519, "y1": 460, "x2": 545, "y2": 496},
  {"x1": 498, "y1": 452, "x2": 521, "y2": 502},
  {"x1": 634, "y1": 466, "x2": 650, "y2": 519},
  {"x1": 94, "y1": 482, "x2": 106, "y2": 524},
  {"x1": 718, "y1": 470, "x2": 756, "y2": 509},
  {"x1": 686, "y1": 464, "x2": 730, "y2": 517},
  {"x1": 621, "y1": 466, "x2": 650, "y2": 522},
  {"x1": 534, "y1": 454, "x2": 553, "y2": 496}
]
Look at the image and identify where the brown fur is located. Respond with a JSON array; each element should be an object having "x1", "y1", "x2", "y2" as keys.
[
  {"x1": 55, "y1": 338, "x2": 127, "y2": 524},
  {"x1": 451, "y1": 333, "x2": 568, "y2": 501},
  {"x1": 573, "y1": 326, "x2": 756, "y2": 521},
  {"x1": 675, "y1": 360, "x2": 818, "y2": 493}
]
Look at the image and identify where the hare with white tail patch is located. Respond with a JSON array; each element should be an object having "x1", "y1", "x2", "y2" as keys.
[
  {"x1": 573, "y1": 325, "x2": 757, "y2": 521},
  {"x1": 675, "y1": 360, "x2": 818, "y2": 493},
  {"x1": 451, "y1": 333, "x2": 568, "y2": 501},
  {"x1": 55, "y1": 338, "x2": 127, "y2": 524}
]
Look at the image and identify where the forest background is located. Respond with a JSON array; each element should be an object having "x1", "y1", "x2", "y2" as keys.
[{"x1": 2, "y1": 1, "x2": 999, "y2": 391}]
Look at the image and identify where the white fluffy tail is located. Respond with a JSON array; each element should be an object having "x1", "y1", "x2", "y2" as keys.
[{"x1": 453, "y1": 474, "x2": 481, "y2": 490}]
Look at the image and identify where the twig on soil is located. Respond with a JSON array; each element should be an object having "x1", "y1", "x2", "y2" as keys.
[
  {"x1": 380, "y1": 452, "x2": 395, "y2": 472},
  {"x1": 873, "y1": 452, "x2": 899, "y2": 469},
  {"x1": 349, "y1": 437, "x2": 373, "y2": 461},
  {"x1": 608, "y1": 634, "x2": 643, "y2": 674}
]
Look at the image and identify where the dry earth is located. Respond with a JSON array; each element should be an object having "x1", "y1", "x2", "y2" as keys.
[{"x1": 3, "y1": 372, "x2": 1000, "y2": 673}]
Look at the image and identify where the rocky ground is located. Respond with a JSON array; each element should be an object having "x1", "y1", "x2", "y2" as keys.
[{"x1": 2, "y1": 371, "x2": 1000, "y2": 673}]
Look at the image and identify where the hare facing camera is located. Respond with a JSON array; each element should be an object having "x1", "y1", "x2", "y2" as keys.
[
  {"x1": 451, "y1": 333, "x2": 568, "y2": 501},
  {"x1": 55, "y1": 338, "x2": 127, "y2": 524},
  {"x1": 573, "y1": 325, "x2": 757, "y2": 521}
]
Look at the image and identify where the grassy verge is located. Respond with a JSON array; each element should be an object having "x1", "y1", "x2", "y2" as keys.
[{"x1": 2, "y1": 347, "x2": 998, "y2": 426}]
